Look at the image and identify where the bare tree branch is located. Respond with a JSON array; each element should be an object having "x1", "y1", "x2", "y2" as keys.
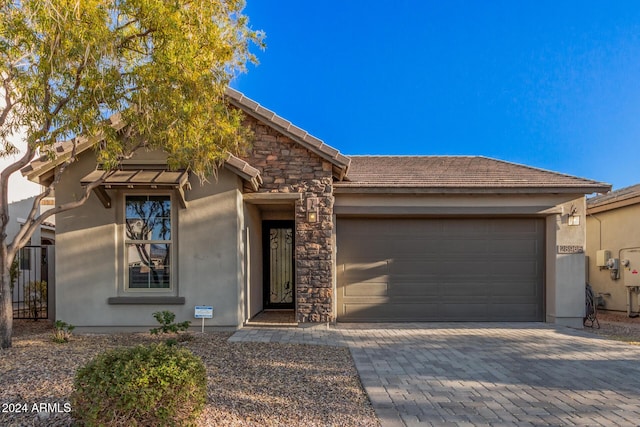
[
  {"x1": 0, "y1": 144, "x2": 36, "y2": 249},
  {"x1": 9, "y1": 137, "x2": 82, "y2": 253},
  {"x1": 0, "y1": 74, "x2": 15, "y2": 129},
  {"x1": 50, "y1": 46, "x2": 90, "y2": 118},
  {"x1": 117, "y1": 28, "x2": 156, "y2": 51}
]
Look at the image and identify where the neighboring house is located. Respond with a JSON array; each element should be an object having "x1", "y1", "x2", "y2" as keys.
[
  {"x1": 7, "y1": 195, "x2": 56, "y2": 319},
  {"x1": 6, "y1": 195, "x2": 55, "y2": 246},
  {"x1": 21, "y1": 88, "x2": 610, "y2": 330},
  {"x1": 586, "y1": 184, "x2": 640, "y2": 315}
]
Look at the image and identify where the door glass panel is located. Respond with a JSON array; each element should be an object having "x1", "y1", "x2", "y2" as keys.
[{"x1": 269, "y1": 228, "x2": 293, "y2": 304}]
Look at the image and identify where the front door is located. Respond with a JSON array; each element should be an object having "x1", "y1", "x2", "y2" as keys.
[{"x1": 263, "y1": 221, "x2": 295, "y2": 309}]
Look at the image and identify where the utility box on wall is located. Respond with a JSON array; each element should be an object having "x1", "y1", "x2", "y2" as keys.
[
  {"x1": 621, "y1": 249, "x2": 640, "y2": 287},
  {"x1": 596, "y1": 250, "x2": 611, "y2": 267}
]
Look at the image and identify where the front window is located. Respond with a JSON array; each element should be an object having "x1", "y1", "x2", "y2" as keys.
[{"x1": 125, "y1": 195, "x2": 171, "y2": 289}]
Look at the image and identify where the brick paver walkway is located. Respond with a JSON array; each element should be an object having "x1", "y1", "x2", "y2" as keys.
[{"x1": 230, "y1": 323, "x2": 640, "y2": 426}]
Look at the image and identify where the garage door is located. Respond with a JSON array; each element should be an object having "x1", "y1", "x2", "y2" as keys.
[{"x1": 337, "y1": 218, "x2": 544, "y2": 322}]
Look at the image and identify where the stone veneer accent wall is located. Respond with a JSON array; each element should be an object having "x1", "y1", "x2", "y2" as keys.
[{"x1": 242, "y1": 118, "x2": 335, "y2": 323}]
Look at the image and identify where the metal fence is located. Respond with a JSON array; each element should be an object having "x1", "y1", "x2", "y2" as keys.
[{"x1": 11, "y1": 245, "x2": 53, "y2": 320}]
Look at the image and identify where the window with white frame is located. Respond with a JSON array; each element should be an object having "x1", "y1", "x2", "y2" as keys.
[{"x1": 125, "y1": 195, "x2": 172, "y2": 289}]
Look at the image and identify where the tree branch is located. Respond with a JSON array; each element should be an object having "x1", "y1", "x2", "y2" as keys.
[
  {"x1": 14, "y1": 177, "x2": 108, "y2": 255},
  {"x1": 9, "y1": 134, "x2": 84, "y2": 252},
  {"x1": 50, "y1": 45, "x2": 90, "y2": 118},
  {"x1": 0, "y1": 145, "x2": 36, "y2": 249},
  {"x1": 114, "y1": 18, "x2": 139, "y2": 32},
  {"x1": 117, "y1": 28, "x2": 156, "y2": 50},
  {"x1": 0, "y1": 74, "x2": 16, "y2": 128}
]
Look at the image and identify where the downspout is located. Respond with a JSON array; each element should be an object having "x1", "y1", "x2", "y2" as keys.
[{"x1": 587, "y1": 213, "x2": 603, "y2": 250}]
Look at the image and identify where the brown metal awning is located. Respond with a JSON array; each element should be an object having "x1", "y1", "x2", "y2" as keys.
[{"x1": 81, "y1": 169, "x2": 190, "y2": 209}]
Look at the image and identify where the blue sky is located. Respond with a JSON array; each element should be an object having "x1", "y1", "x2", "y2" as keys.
[{"x1": 232, "y1": 0, "x2": 640, "y2": 191}]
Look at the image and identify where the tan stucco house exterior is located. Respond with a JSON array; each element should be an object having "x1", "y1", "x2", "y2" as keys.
[
  {"x1": 586, "y1": 184, "x2": 640, "y2": 316},
  {"x1": 22, "y1": 89, "x2": 610, "y2": 330}
]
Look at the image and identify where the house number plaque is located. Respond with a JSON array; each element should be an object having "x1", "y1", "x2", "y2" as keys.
[{"x1": 557, "y1": 245, "x2": 584, "y2": 254}]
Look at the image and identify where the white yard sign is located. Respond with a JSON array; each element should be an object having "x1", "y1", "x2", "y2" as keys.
[
  {"x1": 194, "y1": 306, "x2": 213, "y2": 318},
  {"x1": 194, "y1": 306, "x2": 213, "y2": 333}
]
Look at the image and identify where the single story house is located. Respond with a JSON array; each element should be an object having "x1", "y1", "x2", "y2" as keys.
[
  {"x1": 22, "y1": 88, "x2": 610, "y2": 330},
  {"x1": 586, "y1": 184, "x2": 640, "y2": 315}
]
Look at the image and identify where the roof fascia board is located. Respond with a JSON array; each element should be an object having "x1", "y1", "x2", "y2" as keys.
[
  {"x1": 243, "y1": 192, "x2": 302, "y2": 205},
  {"x1": 587, "y1": 195, "x2": 640, "y2": 214},
  {"x1": 225, "y1": 89, "x2": 350, "y2": 178},
  {"x1": 223, "y1": 154, "x2": 263, "y2": 191},
  {"x1": 334, "y1": 205, "x2": 563, "y2": 216},
  {"x1": 228, "y1": 97, "x2": 350, "y2": 170},
  {"x1": 22, "y1": 136, "x2": 96, "y2": 182},
  {"x1": 22, "y1": 114, "x2": 125, "y2": 181},
  {"x1": 333, "y1": 186, "x2": 609, "y2": 195}
]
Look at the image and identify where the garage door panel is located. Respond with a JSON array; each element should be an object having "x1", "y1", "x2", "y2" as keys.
[
  {"x1": 490, "y1": 282, "x2": 539, "y2": 297},
  {"x1": 497, "y1": 260, "x2": 541, "y2": 275},
  {"x1": 343, "y1": 282, "x2": 389, "y2": 297},
  {"x1": 342, "y1": 259, "x2": 388, "y2": 275},
  {"x1": 442, "y1": 221, "x2": 490, "y2": 235},
  {"x1": 490, "y1": 219, "x2": 541, "y2": 233},
  {"x1": 390, "y1": 260, "x2": 496, "y2": 275},
  {"x1": 389, "y1": 282, "x2": 440, "y2": 297},
  {"x1": 488, "y1": 239, "x2": 538, "y2": 255},
  {"x1": 337, "y1": 218, "x2": 544, "y2": 322},
  {"x1": 339, "y1": 242, "x2": 390, "y2": 258}
]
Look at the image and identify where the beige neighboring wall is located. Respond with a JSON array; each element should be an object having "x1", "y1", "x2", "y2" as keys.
[
  {"x1": 55, "y1": 149, "x2": 245, "y2": 329},
  {"x1": 586, "y1": 201, "x2": 640, "y2": 312}
]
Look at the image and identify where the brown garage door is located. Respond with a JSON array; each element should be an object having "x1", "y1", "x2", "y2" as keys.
[{"x1": 336, "y1": 218, "x2": 544, "y2": 322}]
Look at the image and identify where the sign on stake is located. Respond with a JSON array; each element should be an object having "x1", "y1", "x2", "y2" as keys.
[{"x1": 194, "y1": 306, "x2": 213, "y2": 333}]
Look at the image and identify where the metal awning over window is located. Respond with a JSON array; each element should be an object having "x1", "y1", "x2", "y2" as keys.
[{"x1": 81, "y1": 169, "x2": 190, "y2": 209}]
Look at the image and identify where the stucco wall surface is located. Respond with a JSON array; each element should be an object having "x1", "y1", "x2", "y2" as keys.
[
  {"x1": 586, "y1": 203, "x2": 640, "y2": 312},
  {"x1": 549, "y1": 197, "x2": 588, "y2": 328},
  {"x1": 55, "y1": 149, "x2": 244, "y2": 328}
]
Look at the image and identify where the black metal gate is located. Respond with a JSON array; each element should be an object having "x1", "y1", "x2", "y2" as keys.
[{"x1": 11, "y1": 245, "x2": 51, "y2": 320}]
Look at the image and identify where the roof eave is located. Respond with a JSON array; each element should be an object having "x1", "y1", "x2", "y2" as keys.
[
  {"x1": 225, "y1": 87, "x2": 351, "y2": 179},
  {"x1": 333, "y1": 185, "x2": 611, "y2": 195},
  {"x1": 21, "y1": 114, "x2": 126, "y2": 182},
  {"x1": 587, "y1": 194, "x2": 640, "y2": 214}
]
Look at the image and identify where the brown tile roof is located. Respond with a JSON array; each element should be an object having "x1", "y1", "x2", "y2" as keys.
[
  {"x1": 336, "y1": 156, "x2": 611, "y2": 194},
  {"x1": 587, "y1": 183, "x2": 640, "y2": 213},
  {"x1": 22, "y1": 89, "x2": 352, "y2": 182},
  {"x1": 225, "y1": 87, "x2": 350, "y2": 179}
]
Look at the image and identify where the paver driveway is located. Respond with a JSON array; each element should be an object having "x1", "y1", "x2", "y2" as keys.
[{"x1": 230, "y1": 323, "x2": 640, "y2": 426}]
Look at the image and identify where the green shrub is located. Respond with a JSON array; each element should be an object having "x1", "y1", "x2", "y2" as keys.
[
  {"x1": 51, "y1": 320, "x2": 75, "y2": 343},
  {"x1": 71, "y1": 343, "x2": 207, "y2": 426},
  {"x1": 25, "y1": 280, "x2": 47, "y2": 319},
  {"x1": 149, "y1": 310, "x2": 191, "y2": 335},
  {"x1": 9, "y1": 257, "x2": 19, "y2": 292}
]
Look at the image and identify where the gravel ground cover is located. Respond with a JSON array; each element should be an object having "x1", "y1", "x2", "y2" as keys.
[
  {"x1": 582, "y1": 309, "x2": 640, "y2": 343},
  {"x1": 0, "y1": 321, "x2": 379, "y2": 427},
  {"x1": 2, "y1": 313, "x2": 639, "y2": 426}
]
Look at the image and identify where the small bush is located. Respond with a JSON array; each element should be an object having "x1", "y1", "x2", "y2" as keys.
[
  {"x1": 71, "y1": 343, "x2": 207, "y2": 426},
  {"x1": 51, "y1": 320, "x2": 75, "y2": 343},
  {"x1": 9, "y1": 257, "x2": 19, "y2": 292},
  {"x1": 149, "y1": 310, "x2": 191, "y2": 335},
  {"x1": 25, "y1": 280, "x2": 47, "y2": 319}
]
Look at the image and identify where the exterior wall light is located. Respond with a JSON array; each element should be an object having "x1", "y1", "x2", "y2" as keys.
[
  {"x1": 307, "y1": 197, "x2": 319, "y2": 223},
  {"x1": 567, "y1": 204, "x2": 580, "y2": 226}
]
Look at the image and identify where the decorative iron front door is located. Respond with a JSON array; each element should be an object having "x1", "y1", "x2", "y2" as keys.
[{"x1": 263, "y1": 221, "x2": 295, "y2": 309}]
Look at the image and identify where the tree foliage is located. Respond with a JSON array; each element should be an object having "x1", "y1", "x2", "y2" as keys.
[{"x1": 0, "y1": 0, "x2": 263, "y2": 348}]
